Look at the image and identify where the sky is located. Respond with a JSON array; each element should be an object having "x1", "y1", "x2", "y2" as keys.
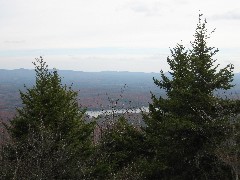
[{"x1": 0, "y1": 0, "x2": 239, "y2": 72}]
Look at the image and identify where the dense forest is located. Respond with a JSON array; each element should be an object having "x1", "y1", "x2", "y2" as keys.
[{"x1": 0, "y1": 15, "x2": 240, "y2": 179}]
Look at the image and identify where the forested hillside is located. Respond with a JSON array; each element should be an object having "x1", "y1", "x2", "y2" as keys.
[
  {"x1": 1, "y1": 68, "x2": 240, "y2": 121},
  {"x1": 0, "y1": 69, "x2": 162, "y2": 121}
]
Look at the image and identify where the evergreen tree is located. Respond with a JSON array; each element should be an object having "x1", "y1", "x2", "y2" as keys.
[
  {"x1": 4, "y1": 57, "x2": 94, "y2": 179},
  {"x1": 145, "y1": 14, "x2": 234, "y2": 179},
  {"x1": 89, "y1": 117, "x2": 146, "y2": 180}
]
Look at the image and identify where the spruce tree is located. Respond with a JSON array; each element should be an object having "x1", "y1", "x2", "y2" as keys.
[
  {"x1": 5, "y1": 57, "x2": 94, "y2": 179},
  {"x1": 145, "y1": 14, "x2": 234, "y2": 179}
]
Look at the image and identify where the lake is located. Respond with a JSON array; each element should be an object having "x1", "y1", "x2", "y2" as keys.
[{"x1": 86, "y1": 107, "x2": 149, "y2": 118}]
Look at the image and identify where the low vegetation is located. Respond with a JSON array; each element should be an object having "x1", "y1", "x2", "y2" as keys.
[{"x1": 1, "y1": 14, "x2": 240, "y2": 179}]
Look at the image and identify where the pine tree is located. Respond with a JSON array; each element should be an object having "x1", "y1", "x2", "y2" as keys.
[
  {"x1": 145, "y1": 14, "x2": 234, "y2": 179},
  {"x1": 5, "y1": 57, "x2": 94, "y2": 179}
]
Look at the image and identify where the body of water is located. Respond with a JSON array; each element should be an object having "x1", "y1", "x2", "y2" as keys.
[{"x1": 86, "y1": 107, "x2": 149, "y2": 118}]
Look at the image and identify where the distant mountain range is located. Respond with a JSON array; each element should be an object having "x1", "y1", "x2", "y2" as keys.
[
  {"x1": 0, "y1": 69, "x2": 161, "y2": 121},
  {"x1": 0, "y1": 69, "x2": 240, "y2": 121}
]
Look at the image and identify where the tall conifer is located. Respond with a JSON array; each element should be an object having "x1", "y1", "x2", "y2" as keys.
[
  {"x1": 6, "y1": 57, "x2": 94, "y2": 179},
  {"x1": 145, "y1": 14, "x2": 234, "y2": 179}
]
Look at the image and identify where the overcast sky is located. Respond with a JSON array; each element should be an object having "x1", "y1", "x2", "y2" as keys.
[{"x1": 0, "y1": 0, "x2": 239, "y2": 72}]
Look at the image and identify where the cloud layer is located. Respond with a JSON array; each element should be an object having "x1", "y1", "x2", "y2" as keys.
[{"x1": 0, "y1": 0, "x2": 239, "y2": 72}]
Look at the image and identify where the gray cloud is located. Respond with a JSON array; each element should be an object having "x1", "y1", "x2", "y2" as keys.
[
  {"x1": 119, "y1": 0, "x2": 190, "y2": 17},
  {"x1": 4, "y1": 40, "x2": 26, "y2": 44},
  {"x1": 120, "y1": 1, "x2": 167, "y2": 16},
  {"x1": 211, "y1": 9, "x2": 240, "y2": 20}
]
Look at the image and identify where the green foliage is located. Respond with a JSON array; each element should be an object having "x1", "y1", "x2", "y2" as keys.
[
  {"x1": 11, "y1": 58, "x2": 85, "y2": 139},
  {"x1": 89, "y1": 117, "x2": 146, "y2": 179},
  {"x1": 145, "y1": 14, "x2": 235, "y2": 179},
  {"x1": 2, "y1": 57, "x2": 94, "y2": 179}
]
